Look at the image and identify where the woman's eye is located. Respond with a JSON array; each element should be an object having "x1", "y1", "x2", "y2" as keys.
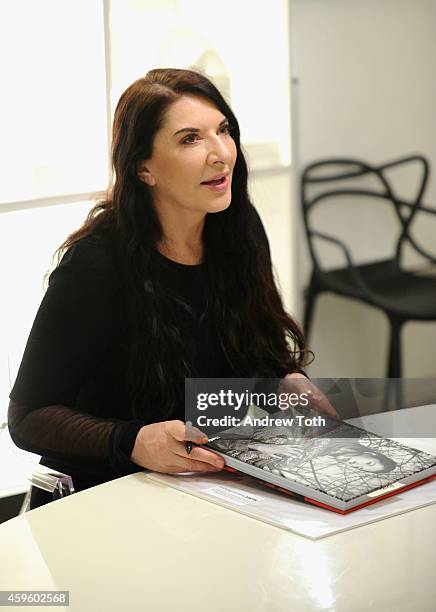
[
  {"x1": 182, "y1": 133, "x2": 198, "y2": 145},
  {"x1": 182, "y1": 123, "x2": 231, "y2": 144}
]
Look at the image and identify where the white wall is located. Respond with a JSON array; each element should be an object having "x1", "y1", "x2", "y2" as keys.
[
  {"x1": 0, "y1": 201, "x2": 93, "y2": 423},
  {"x1": 291, "y1": 0, "x2": 436, "y2": 377},
  {"x1": 249, "y1": 169, "x2": 295, "y2": 314}
]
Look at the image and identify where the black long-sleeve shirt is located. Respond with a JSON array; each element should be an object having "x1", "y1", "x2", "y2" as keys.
[
  {"x1": 8, "y1": 235, "x2": 237, "y2": 490},
  {"x1": 8, "y1": 212, "x2": 295, "y2": 499}
]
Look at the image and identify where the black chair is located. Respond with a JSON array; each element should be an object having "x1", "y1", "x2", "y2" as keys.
[{"x1": 301, "y1": 155, "x2": 436, "y2": 378}]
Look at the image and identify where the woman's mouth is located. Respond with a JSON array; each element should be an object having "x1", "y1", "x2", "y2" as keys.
[{"x1": 201, "y1": 175, "x2": 229, "y2": 192}]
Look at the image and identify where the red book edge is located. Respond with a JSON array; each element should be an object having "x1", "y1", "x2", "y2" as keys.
[{"x1": 223, "y1": 466, "x2": 436, "y2": 515}]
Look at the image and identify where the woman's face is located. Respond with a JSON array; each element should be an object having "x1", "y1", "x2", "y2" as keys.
[
  {"x1": 335, "y1": 452, "x2": 385, "y2": 473},
  {"x1": 139, "y1": 94, "x2": 237, "y2": 218}
]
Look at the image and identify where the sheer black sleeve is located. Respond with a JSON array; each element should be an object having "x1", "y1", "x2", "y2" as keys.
[{"x1": 8, "y1": 239, "x2": 145, "y2": 476}]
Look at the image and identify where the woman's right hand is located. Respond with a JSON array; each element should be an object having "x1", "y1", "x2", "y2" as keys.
[{"x1": 130, "y1": 420, "x2": 225, "y2": 473}]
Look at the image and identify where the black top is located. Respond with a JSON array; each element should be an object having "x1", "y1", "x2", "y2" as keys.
[
  {"x1": 8, "y1": 235, "x2": 238, "y2": 487},
  {"x1": 8, "y1": 214, "x2": 292, "y2": 494}
]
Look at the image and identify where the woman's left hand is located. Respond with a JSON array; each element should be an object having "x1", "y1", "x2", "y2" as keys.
[{"x1": 278, "y1": 373, "x2": 340, "y2": 419}]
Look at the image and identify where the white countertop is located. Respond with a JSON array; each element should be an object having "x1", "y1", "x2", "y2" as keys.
[{"x1": 1, "y1": 406, "x2": 436, "y2": 611}]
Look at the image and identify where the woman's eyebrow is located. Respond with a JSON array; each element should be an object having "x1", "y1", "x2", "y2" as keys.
[{"x1": 173, "y1": 117, "x2": 229, "y2": 137}]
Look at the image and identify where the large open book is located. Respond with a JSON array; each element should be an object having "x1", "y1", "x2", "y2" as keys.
[{"x1": 204, "y1": 406, "x2": 436, "y2": 513}]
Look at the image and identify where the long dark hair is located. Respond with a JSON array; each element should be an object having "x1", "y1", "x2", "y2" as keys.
[{"x1": 55, "y1": 68, "x2": 309, "y2": 420}]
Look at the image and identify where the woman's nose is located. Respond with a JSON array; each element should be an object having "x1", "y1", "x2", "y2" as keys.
[{"x1": 207, "y1": 134, "x2": 231, "y2": 165}]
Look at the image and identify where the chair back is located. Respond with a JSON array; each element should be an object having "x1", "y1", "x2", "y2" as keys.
[{"x1": 301, "y1": 155, "x2": 429, "y2": 274}]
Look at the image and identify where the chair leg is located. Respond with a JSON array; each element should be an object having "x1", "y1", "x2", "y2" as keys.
[
  {"x1": 385, "y1": 319, "x2": 405, "y2": 410},
  {"x1": 303, "y1": 284, "x2": 318, "y2": 341},
  {"x1": 387, "y1": 319, "x2": 403, "y2": 379}
]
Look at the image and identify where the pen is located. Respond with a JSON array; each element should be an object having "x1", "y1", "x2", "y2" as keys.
[
  {"x1": 184, "y1": 437, "x2": 215, "y2": 454},
  {"x1": 184, "y1": 436, "x2": 223, "y2": 454}
]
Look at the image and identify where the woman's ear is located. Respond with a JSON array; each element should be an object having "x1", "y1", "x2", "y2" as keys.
[{"x1": 137, "y1": 160, "x2": 156, "y2": 186}]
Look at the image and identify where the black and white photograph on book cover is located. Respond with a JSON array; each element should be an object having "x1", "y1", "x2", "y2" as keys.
[{"x1": 207, "y1": 407, "x2": 436, "y2": 504}]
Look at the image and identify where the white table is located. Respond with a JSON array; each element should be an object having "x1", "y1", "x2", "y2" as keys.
[{"x1": 1, "y1": 408, "x2": 436, "y2": 612}]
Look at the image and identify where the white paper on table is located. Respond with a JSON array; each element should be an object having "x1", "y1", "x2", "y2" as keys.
[{"x1": 148, "y1": 405, "x2": 436, "y2": 540}]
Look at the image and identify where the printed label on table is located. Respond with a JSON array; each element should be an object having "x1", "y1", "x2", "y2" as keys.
[
  {"x1": 367, "y1": 482, "x2": 405, "y2": 498},
  {"x1": 204, "y1": 485, "x2": 264, "y2": 506}
]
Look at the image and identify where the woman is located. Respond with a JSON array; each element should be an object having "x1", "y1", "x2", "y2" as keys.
[
  {"x1": 318, "y1": 440, "x2": 397, "y2": 473},
  {"x1": 8, "y1": 68, "x2": 315, "y2": 509}
]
